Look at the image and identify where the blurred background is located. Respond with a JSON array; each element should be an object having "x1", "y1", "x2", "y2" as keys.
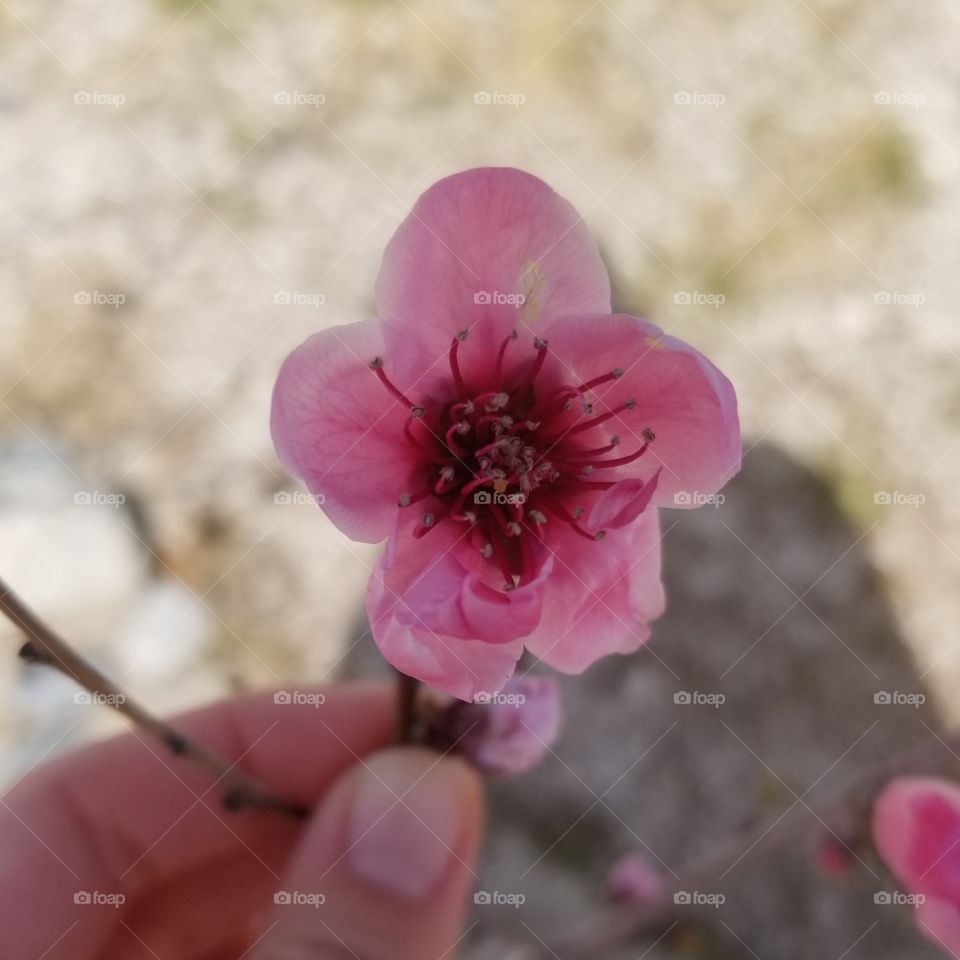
[{"x1": 2, "y1": 0, "x2": 960, "y2": 956}]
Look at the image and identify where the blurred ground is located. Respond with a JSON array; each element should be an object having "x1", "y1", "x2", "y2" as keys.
[{"x1": 2, "y1": 0, "x2": 960, "y2": 957}]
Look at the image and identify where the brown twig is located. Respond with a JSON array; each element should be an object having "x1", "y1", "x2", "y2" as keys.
[
  {"x1": 0, "y1": 577, "x2": 307, "y2": 819},
  {"x1": 395, "y1": 669, "x2": 422, "y2": 745}
]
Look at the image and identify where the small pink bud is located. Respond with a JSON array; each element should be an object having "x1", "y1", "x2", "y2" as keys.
[
  {"x1": 815, "y1": 836, "x2": 857, "y2": 879},
  {"x1": 435, "y1": 676, "x2": 561, "y2": 775},
  {"x1": 607, "y1": 852, "x2": 666, "y2": 907}
]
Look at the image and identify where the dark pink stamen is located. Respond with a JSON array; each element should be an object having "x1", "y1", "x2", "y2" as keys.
[
  {"x1": 374, "y1": 344, "x2": 655, "y2": 589},
  {"x1": 370, "y1": 357, "x2": 415, "y2": 408},
  {"x1": 449, "y1": 331, "x2": 469, "y2": 397},
  {"x1": 495, "y1": 330, "x2": 517, "y2": 387}
]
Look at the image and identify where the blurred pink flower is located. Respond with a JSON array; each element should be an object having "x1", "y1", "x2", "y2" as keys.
[
  {"x1": 607, "y1": 852, "x2": 666, "y2": 907},
  {"x1": 445, "y1": 675, "x2": 561, "y2": 776},
  {"x1": 271, "y1": 167, "x2": 740, "y2": 699},
  {"x1": 873, "y1": 776, "x2": 960, "y2": 955}
]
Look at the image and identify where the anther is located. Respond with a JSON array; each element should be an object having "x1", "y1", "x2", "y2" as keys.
[
  {"x1": 422, "y1": 512, "x2": 434, "y2": 527},
  {"x1": 642, "y1": 427, "x2": 655, "y2": 443},
  {"x1": 411, "y1": 405, "x2": 425, "y2": 418},
  {"x1": 529, "y1": 510, "x2": 547, "y2": 524},
  {"x1": 507, "y1": 522, "x2": 522, "y2": 537}
]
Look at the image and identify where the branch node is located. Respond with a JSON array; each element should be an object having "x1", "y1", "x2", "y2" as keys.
[
  {"x1": 18, "y1": 641, "x2": 43, "y2": 663},
  {"x1": 165, "y1": 731, "x2": 189, "y2": 755}
]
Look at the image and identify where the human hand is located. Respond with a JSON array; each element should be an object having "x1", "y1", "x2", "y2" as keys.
[{"x1": 0, "y1": 683, "x2": 484, "y2": 959}]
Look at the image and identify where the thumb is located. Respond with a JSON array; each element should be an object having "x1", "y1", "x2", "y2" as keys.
[{"x1": 251, "y1": 746, "x2": 485, "y2": 960}]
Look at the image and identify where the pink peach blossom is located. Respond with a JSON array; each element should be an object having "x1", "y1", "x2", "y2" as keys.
[
  {"x1": 271, "y1": 167, "x2": 740, "y2": 699},
  {"x1": 873, "y1": 776, "x2": 960, "y2": 955}
]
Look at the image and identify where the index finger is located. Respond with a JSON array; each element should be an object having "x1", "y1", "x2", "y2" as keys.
[{"x1": 0, "y1": 682, "x2": 395, "y2": 959}]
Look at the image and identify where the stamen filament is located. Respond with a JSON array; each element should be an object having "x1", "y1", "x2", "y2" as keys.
[
  {"x1": 370, "y1": 358, "x2": 415, "y2": 408},
  {"x1": 449, "y1": 331, "x2": 469, "y2": 397}
]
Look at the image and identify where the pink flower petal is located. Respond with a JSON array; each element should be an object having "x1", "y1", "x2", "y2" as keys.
[
  {"x1": 916, "y1": 898, "x2": 960, "y2": 956},
  {"x1": 376, "y1": 167, "x2": 611, "y2": 395},
  {"x1": 522, "y1": 505, "x2": 665, "y2": 673},
  {"x1": 540, "y1": 312, "x2": 740, "y2": 509},
  {"x1": 873, "y1": 777, "x2": 960, "y2": 904},
  {"x1": 270, "y1": 320, "x2": 422, "y2": 543},
  {"x1": 366, "y1": 511, "x2": 544, "y2": 699},
  {"x1": 587, "y1": 472, "x2": 660, "y2": 532}
]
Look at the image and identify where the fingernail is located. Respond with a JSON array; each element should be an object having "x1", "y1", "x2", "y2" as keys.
[{"x1": 346, "y1": 748, "x2": 469, "y2": 898}]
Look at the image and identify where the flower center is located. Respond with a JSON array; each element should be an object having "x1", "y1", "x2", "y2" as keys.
[{"x1": 370, "y1": 331, "x2": 654, "y2": 590}]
